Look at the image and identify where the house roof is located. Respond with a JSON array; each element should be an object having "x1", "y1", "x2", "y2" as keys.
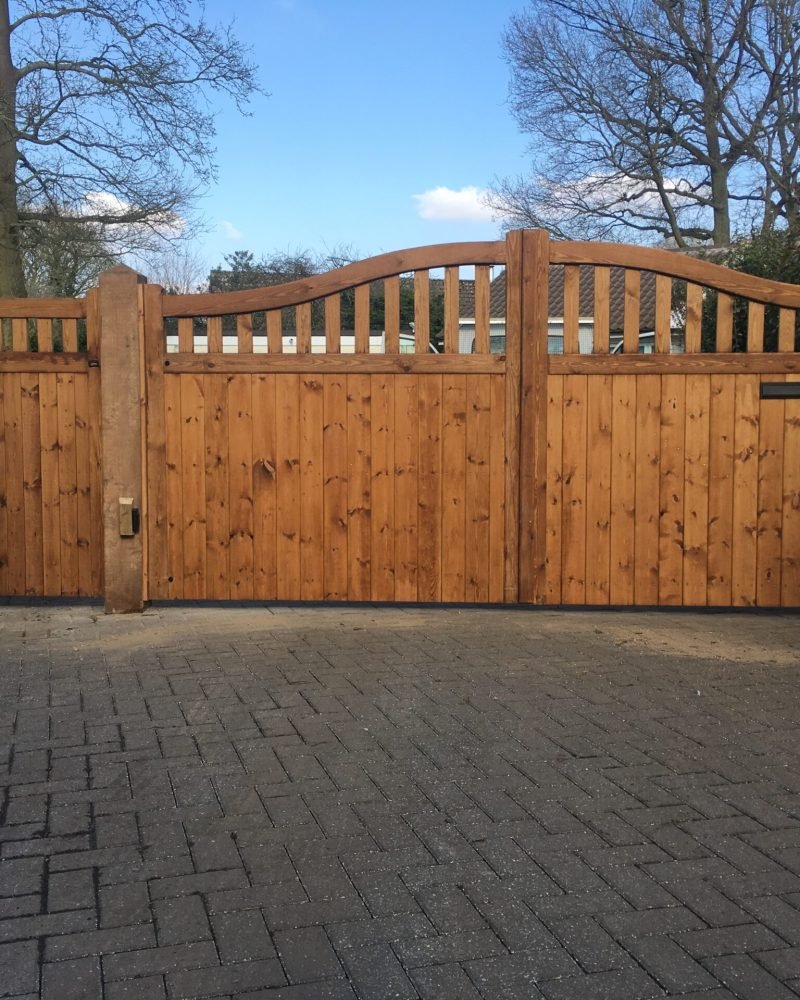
[{"x1": 466, "y1": 266, "x2": 658, "y2": 332}]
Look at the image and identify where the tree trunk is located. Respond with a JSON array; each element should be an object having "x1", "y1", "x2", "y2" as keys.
[
  {"x1": 710, "y1": 165, "x2": 731, "y2": 246},
  {"x1": 0, "y1": 0, "x2": 25, "y2": 296}
]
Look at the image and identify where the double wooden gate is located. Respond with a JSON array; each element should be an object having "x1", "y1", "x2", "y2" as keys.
[{"x1": 1, "y1": 231, "x2": 798, "y2": 610}]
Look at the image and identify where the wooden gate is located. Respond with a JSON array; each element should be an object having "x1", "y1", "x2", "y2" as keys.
[{"x1": 1, "y1": 230, "x2": 799, "y2": 609}]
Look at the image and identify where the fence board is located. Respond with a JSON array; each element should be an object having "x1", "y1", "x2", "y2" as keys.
[
  {"x1": 545, "y1": 375, "x2": 564, "y2": 603},
  {"x1": 204, "y1": 374, "x2": 230, "y2": 599},
  {"x1": 756, "y1": 377, "x2": 784, "y2": 605},
  {"x1": 252, "y1": 374, "x2": 277, "y2": 600},
  {"x1": 716, "y1": 294, "x2": 733, "y2": 352},
  {"x1": 299, "y1": 375, "x2": 323, "y2": 599},
  {"x1": 444, "y1": 267, "x2": 459, "y2": 353},
  {"x1": 707, "y1": 375, "x2": 736, "y2": 605},
  {"x1": 228, "y1": 374, "x2": 254, "y2": 599},
  {"x1": 782, "y1": 380, "x2": 800, "y2": 606},
  {"x1": 593, "y1": 267, "x2": 610, "y2": 354},
  {"x1": 74, "y1": 373, "x2": 93, "y2": 595},
  {"x1": 164, "y1": 373, "x2": 184, "y2": 599},
  {"x1": 609, "y1": 375, "x2": 636, "y2": 604},
  {"x1": 4, "y1": 374, "x2": 24, "y2": 593},
  {"x1": 370, "y1": 374, "x2": 395, "y2": 601},
  {"x1": 325, "y1": 295, "x2": 342, "y2": 354},
  {"x1": 0, "y1": 377, "x2": 5, "y2": 594},
  {"x1": 685, "y1": 284, "x2": 703, "y2": 353},
  {"x1": 347, "y1": 374, "x2": 371, "y2": 599},
  {"x1": 465, "y1": 375, "x2": 492, "y2": 601},
  {"x1": 623, "y1": 271, "x2": 640, "y2": 354},
  {"x1": 658, "y1": 375, "x2": 685, "y2": 605},
  {"x1": 561, "y1": 375, "x2": 587, "y2": 603},
  {"x1": 488, "y1": 374, "x2": 506, "y2": 603},
  {"x1": 180, "y1": 374, "x2": 206, "y2": 598},
  {"x1": 655, "y1": 276, "x2": 672, "y2": 353},
  {"x1": 21, "y1": 375, "x2": 42, "y2": 595},
  {"x1": 731, "y1": 375, "x2": 759, "y2": 606},
  {"x1": 585, "y1": 374, "x2": 612, "y2": 603},
  {"x1": 417, "y1": 375, "x2": 443, "y2": 602},
  {"x1": 747, "y1": 303, "x2": 764, "y2": 352},
  {"x1": 414, "y1": 271, "x2": 430, "y2": 354},
  {"x1": 475, "y1": 266, "x2": 491, "y2": 355},
  {"x1": 276, "y1": 374, "x2": 301, "y2": 599},
  {"x1": 322, "y1": 375, "x2": 348, "y2": 599},
  {"x1": 56, "y1": 374, "x2": 78, "y2": 595},
  {"x1": 394, "y1": 377, "x2": 419, "y2": 601},
  {"x1": 634, "y1": 376, "x2": 660, "y2": 603},
  {"x1": 682, "y1": 375, "x2": 710, "y2": 605},
  {"x1": 383, "y1": 279, "x2": 400, "y2": 355},
  {"x1": 355, "y1": 286, "x2": 370, "y2": 354},
  {"x1": 441, "y1": 375, "x2": 466, "y2": 601},
  {"x1": 563, "y1": 266, "x2": 580, "y2": 354}
]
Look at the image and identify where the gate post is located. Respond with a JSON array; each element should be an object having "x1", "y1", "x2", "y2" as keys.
[
  {"x1": 519, "y1": 230, "x2": 550, "y2": 603},
  {"x1": 98, "y1": 264, "x2": 147, "y2": 612}
]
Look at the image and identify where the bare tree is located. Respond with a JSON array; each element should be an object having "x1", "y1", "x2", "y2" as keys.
[
  {"x1": 490, "y1": 0, "x2": 800, "y2": 246},
  {"x1": 21, "y1": 216, "x2": 115, "y2": 297},
  {"x1": 145, "y1": 246, "x2": 209, "y2": 294},
  {"x1": 0, "y1": 0, "x2": 259, "y2": 295}
]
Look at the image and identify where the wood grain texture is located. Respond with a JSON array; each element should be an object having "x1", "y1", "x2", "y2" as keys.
[
  {"x1": 609, "y1": 375, "x2": 636, "y2": 604},
  {"x1": 21, "y1": 374, "x2": 42, "y2": 595},
  {"x1": 474, "y1": 266, "x2": 491, "y2": 355},
  {"x1": 544, "y1": 375, "x2": 564, "y2": 603},
  {"x1": 346, "y1": 374, "x2": 371, "y2": 599},
  {"x1": 682, "y1": 375, "x2": 710, "y2": 605},
  {"x1": 585, "y1": 374, "x2": 612, "y2": 603},
  {"x1": 731, "y1": 375, "x2": 759, "y2": 606},
  {"x1": 658, "y1": 375, "x2": 686, "y2": 605},
  {"x1": 634, "y1": 376, "x2": 660, "y2": 604},
  {"x1": 707, "y1": 375, "x2": 735, "y2": 606},
  {"x1": 276, "y1": 374, "x2": 301, "y2": 598},
  {"x1": 299, "y1": 375, "x2": 323, "y2": 599},
  {"x1": 441, "y1": 376, "x2": 466, "y2": 601},
  {"x1": 417, "y1": 375, "x2": 443, "y2": 602},
  {"x1": 465, "y1": 375, "x2": 491, "y2": 602},
  {"x1": 228, "y1": 374, "x2": 255, "y2": 599},
  {"x1": 393, "y1": 376, "x2": 419, "y2": 601},
  {"x1": 549, "y1": 353, "x2": 800, "y2": 374},
  {"x1": 370, "y1": 374, "x2": 395, "y2": 600},
  {"x1": 322, "y1": 375, "x2": 348, "y2": 599},
  {"x1": 165, "y1": 353, "x2": 504, "y2": 375},
  {"x1": 593, "y1": 266, "x2": 610, "y2": 354},
  {"x1": 623, "y1": 270, "x2": 641, "y2": 355},
  {"x1": 561, "y1": 375, "x2": 587, "y2": 603},
  {"x1": 444, "y1": 267, "x2": 459, "y2": 354},
  {"x1": 756, "y1": 377, "x2": 784, "y2": 605},
  {"x1": 781, "y1": 379, "x2": 800, "y2": 606},
  {"x1": 414, "y1": 271, "x2": 430, "y2": 355}
]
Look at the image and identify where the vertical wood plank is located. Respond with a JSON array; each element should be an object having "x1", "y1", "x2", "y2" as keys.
[
  {"x1": 204, "y1": 375, "x2": 230, "y2": 599},
  {"x1": 685, "y1": 284, "x2": 703, "y2": 353},
  {"x1": 731, "y1": 375, "x2": 759, "y2": 606},
  {"x1": 38, "y1": 319, "x2": 53, "y2": 352},
  {"x1": 73, "y1": 372, "x2": 93, "y2": 595},
  {"x1": 465, "y1": 375, "x2": 492, "y2": 602},
  {"x1": 62, "y1": 318, "x2": 77, "y2": 352},
  {"x1": 355, "y1": 285, "x2": 370, "y2": 354},
  {"x1": 747, "y1": 302, "x2": 764, "y2": 352},
  {"x1": 563, "y1": 265, "x2": 580, "y2": 354},
  {"x1": 414, "y1": 271, "x2": 430, "y2": 354},
  {"x1": 623, "y1": 271, "x2": 641, "y2": 354},
  {"x1": 655, "y1": 276, "x2": 672, "y2": 353},
  {"x1": 417, "y1": 375, "x2": 443, "y2": 602},
  {"x1": 207, "y1": 315, "x2": 223, "y2": 354},
  {"x1": 658, "y1": 375, "x2": 686, "y2": 605},
  {"x1": 164, "y1": 373, "x2": 184, "y2": 598},
  {"x1": 384, "y1": 278, "x2": 400, "y2": 354},
  {"x1": 370, "y1": 373, "x2": 395, "y2": 600},
  {"x1": 56, "y1": 373, "x2": 78, "y2": 596},
  {"x1": 237, "y1": 313, "x2": 253, "y2": 354},
  {"x1": 393, "y1": 376, "x2": 418, "y2": 600},
  {"x1": 143, "y1": 284, "x2": 168, "y2": 599},
  {"x1": 21, "y1": 375, "x2": 43, "y2": 595},
  {"x1": 634, "y1": 376, "x2": 661, "y2": 603},
  {"x1": 276, "y1": 374, "x2": 301, "y2": 599},
  {"x1": 325, "y1": 295, "x2": 342, "y2": 354},
  {"x1": 781, "y1": 378, "x2": 800, "y2": 606},
  {"x1": 4, "y1": 375, "x2": 24, "y2": 593},
  {"x1": 0, "y1": 377, "x2": 5, "y2": 593},
  {"x1": 322, "y1": 375, "x2": 348, "y2": 599},
  {"x1": 267, "y1": 311, "x2": 282, "y2": 354},
  {"x1": 682, "y1": 375, "x2": 710, "y2": 605},
  {"x1": 347, "y1": 374, "x2": 371, "y2": 599},
  {"x1": 84, "y1": 288, "x2": 103, "y2": 596},
  {"x1": 779, "y1": 308, "x2": 795, "y2": 352},
  {"x1": 228, "y1": 374, "x2": 255, "y2": 599},
  {"x1": 39, "y1": 374, "x2": 60, "y2": 594},
  {"x1": 441, "y1": 375, "x2": 466, "y2": 601},
  {"x1": 444, "y1": 266, "x2": 460, "y2": 353},
  {"x1": 504, "y1": 233, "x2": 522, "y2": 602},
  {"x1": 756, "y1": 377, "x2": 784, "y2": 605},
  {"x1": 180, "y1": 374, "x2": 207, "y2": 599},
  {"x1": 252, "y1": 374, "x2": 277, "y2": 600},
  {"x1": 178, "y1": 318, "x2": 194, "y2": 353},
  {"x1": 488, "y1": 373, "x2": 505, "y2": 602},
  {"x1": 716, "y1": 294, "x2": 733, "y2": 352},
  {"x1": 561, "y1": 375, "x2": 587, "y2": 603},
  {"x1": 609, "y1": 375, "x2": 636, "y2": 604},
  {"x1": 593, "y1": 267, "x2": 610, "y2": 354},
  {"x1": 545, "y1": 375, "x2": 563, "y2": 603},
  {"x1": 475, "y1": 265, "x2": 491, "y2": 355},
  {"x1": 12, "y1": 318, "x2": 26, "y2": 350},
  {"x1": 585, "y1": 374, "x2": 612, "y2": 603},
  {"x1": 299, "y1": 374, "x2": 324, "y2": 599},
  {"x1": 707, "y1": 375, "x2": 735, "y2": 606},
  {"x1": 296, "y1": 303, "x2": 312, "y2": 354}
]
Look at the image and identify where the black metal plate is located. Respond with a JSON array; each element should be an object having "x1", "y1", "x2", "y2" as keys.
[{"x1": 761, "y1": 382, "x2": 800, "y2": 399}]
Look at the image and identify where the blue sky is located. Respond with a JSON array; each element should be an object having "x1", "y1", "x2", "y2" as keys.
[{"x1": 196, "y1": 0, "x2": 528, "y2": 269}]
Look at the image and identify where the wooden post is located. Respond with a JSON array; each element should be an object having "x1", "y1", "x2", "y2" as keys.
[
  {"x1": 99, "y1": 264, "x2": 146, "y2": 612},
  {"x1": 504, "y1": 230, "x2": 523, "y2": 602},
  {"x1": 519, "y1": 230, "x2": 550, "y2": 603}
]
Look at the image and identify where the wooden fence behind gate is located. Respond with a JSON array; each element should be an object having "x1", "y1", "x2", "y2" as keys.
[{"x1": 0, "y1": 231, "x2": 798, "y2": 611}]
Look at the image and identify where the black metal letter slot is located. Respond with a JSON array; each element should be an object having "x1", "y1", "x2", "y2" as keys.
[{"x1": 760, "y1": 382, "x2": 800, "y2": 400}]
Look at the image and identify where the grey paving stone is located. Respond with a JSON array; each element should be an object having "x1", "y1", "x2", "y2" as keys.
[
  {"x1": 0, "y1": 940, "x2": 39, "y2": 997},
  {"x1": 41, "y1": 956, "x2": 102, "y2": 1000},
  {"x1": 274, "y1": 926, "x2": 342, "y2": 983}
]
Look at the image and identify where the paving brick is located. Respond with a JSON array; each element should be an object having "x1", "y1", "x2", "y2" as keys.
[
  {"x1": 677, "y1": 922, "x2": 786, "y2": 958},
  {"x1": 153, "y1": 895, "x2": 211, "y2": 945},
  {"x1": 338, "y1": 943, "x2": 418, "y2": 1000},
  {"x1": 0, "y1": 940, "x2": 38, "y2": 996},
  {"x1": 47, "y1": 868, "x2": 95, "y2": 912},
  {"x1": 103, "y1": 940, "x2": 219, "y2": 981},
  {"x1": 411, "y1": 962, "x2": 483, "y2": 999},
  {"x1": 550, "y1": 916, "x2": 635, "y2": 972},
  {"x1": 624, "y1": 935, "x2": 718, "y2": 992},
  {"x1": 45, "y1": 924, "x2": 156, "y2": 962},
  {"x1": 99, "y1": 883, "x2": 151, "y2": 928},
  {"x1": 537, "y1": 966, "x2": 664, "y2": 1000},
  {"x1": 274, "y1": 926, "x2": 342, "y2": 983},
  {"x1": 705, "y1": 954, "x2": 799, "y2": 999},
  {"x1": 41, "y1": 956, "x2": 102, "y2": 1000}
]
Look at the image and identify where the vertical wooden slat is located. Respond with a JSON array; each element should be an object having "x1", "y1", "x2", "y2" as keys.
[
  {"x1": 62, "y1": 318, "x2": 78, "y2": 352},
  {"x1": 84, "y1": 288, "x2": 103, "y2": 596},
  {"x1": 563, "y1": 265, "x2": 580, "y2": 355},
  {"x1": 593, "y1": 267, "x2": 610, "y2": 354},
  {"x1": 21, "y1": 375, "x2": 43, "y2": 595},
  {"x1": 73, "y1": 371, "x2": 92, "y2": 595},
  {"x1": 322, "y1": 374, "x2": 348, "y2": 599},
  {"x1": 504, "y1": 232, "x2": 523, "y2": 602},
  {"x1": 237, "y1": 314, "x2": 253, "y2": 354},
  {"x1": 143, "y1": 284, "x2": 168, "y2": 599},
  {"x1": 609, "y1": 374, "x2": 636, "y2": 604},
  {"x1": 178, "y1": 317, "x2": 194, "y2": 353},
  {"x1": 4, "y1": 375, "x2": 24, "y2": 593},
  {"x1": 634, "y1": 376, "x2": 660, "y2": 603},
  {"x1": 252, "y1": 374, "x2": 277, "y2": 601},
  {"x1": 685, "y1": 283, "x2": 703, "y2": 353},
  {"x1": 180, "y1": 374, "x2": 207, "y2": 599},
  {"x1": 488, "y1": 374, "x2": 505, "y2": 603},
  {"x1": 12, "y1": 318, "x2": 27, "y2": 350},
  {"x1": 414, "y1": 271, "x2": 430, "y2": 354},
  {"x1": 781, "y1": 377, "x2": 800, "y2": 606},
  {"x1": 0, "y1": 377, "x2": 5, "y2": 593},
  {"x1": 475, "y1": 265, "x2": 491, "y2": 356},
  {"x1": 441, "y1": 375, "x2": 466, "y2": 601},
  {"x1": 267, "y1": 311, "x2": 282, "y2": 354},
  {"x1": 164, "y1": 374, "x2": 184, "y2": 598},
  {"x1": 731, "y1": 375, "x2": 759, "y2": 606},
  {"x1": 682, "y1": 375, "x2": 710, "y2": 605},
  {"x1": 393, "y1": 376, "x2": 418, "y2": 600},
  {"x1": 299, "y1": 374, "x2": 324, "y2": 599},
  {"x1": 204, "y1": 374, "x2": 229, "y2": 599},
  {"x1": 655, "y1": 276, "x2": 672, "y2": 353},
  {"x1": 658, "y1": 375, "x2": 686, "y2": 605},
  {"x1": 623, "y1": 270, "x2": 641, "y2": 354},
  {"x1": 207, "y1": 316, "x2": 223, "y2": 354},
  {"x1": 585, "y1": 374, "x2": 612, "y2": 603},
  {"x1": 545, "y1": 375, "x2": 564, "y2": 603},
  {"x1": 756, "y1": 377, "x2": 784, "y2": 605},
  {"x1": 38, "y1": 318, "x2": 53, "y2": 353},
  {"x1": 39, "y1": 374, "x2": 60, "y2": 594},
  {"x1": 296, "y1": 303, "x2": 312, "y2": 354},
  {"x1": 779, "y1": 308, "x2": 795, "y2": 352},
  {"x1": 370, "y1": 373, "x2": 395, "y2": 600},
  {"x1": 707, "y1": 375, "x2": 735, "y2": 606},
  {"x1": 747, "y1": 302, "x2": 764, "y2": 353},
  {"x1": 384, "y1": 278, "x2": 400, "y2": 354},
  {"x1": 228, "y1": 374, "x2": 255, "y2": 599},
  {"x1": 444, "y1": 266, "x2": 460, "y2": 353},
  {"x1": 57, "y1": 373, "x2": 78, "y2": 595},
  {"x1": 465, "y1": 375, "x2": 492, "y2": 602},
  {"x1": 561, "y1": 375, "x2": 587, "y2": 603},
  {"x1": 276, "y1": 374, "x2": 301, "y2": 599},
  {"x1": 346, "y1": 374, "x2": 371, "y2": 599},
  {"x1": 716, "y1": 294, "x2": 733, "y2": 352},
  {"x1": 418, "y1": 375, "x2": 443, "y2": 602},
  {"x1": 355, "y1": 285, "x2": 370, "y2": 354},
  {"x1": 325, "y1": 295, "x2": 342, "y2": 354}
]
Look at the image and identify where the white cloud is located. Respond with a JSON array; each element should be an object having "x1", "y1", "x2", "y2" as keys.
[
  {"x1": 219, "y1": 219, "x2": 243, "y2": 241},
  {"x1": 413, "y1": 186, "x2": 497, "y2": 223}
]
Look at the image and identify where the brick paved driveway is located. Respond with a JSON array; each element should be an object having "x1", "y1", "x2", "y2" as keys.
[{"x1": 1, "y1": 603, "x2": 799, "y2": 1000}]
